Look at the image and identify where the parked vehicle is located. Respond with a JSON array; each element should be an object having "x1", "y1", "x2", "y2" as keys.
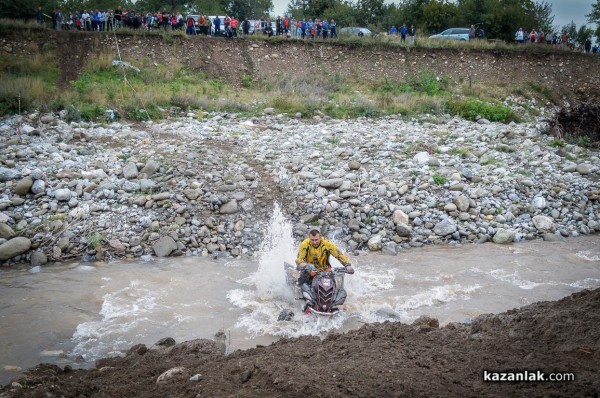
[
  {"x1": 429, "y1": 28, "x2": 470, "y2": 41},
  {"x1": 339, "y1": 27, "x2": 372, "y2": 37}
]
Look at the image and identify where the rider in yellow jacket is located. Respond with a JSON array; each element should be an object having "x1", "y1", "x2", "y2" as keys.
[{"x1": 295, "y1": 227, "x2": 353, "y2": 282}]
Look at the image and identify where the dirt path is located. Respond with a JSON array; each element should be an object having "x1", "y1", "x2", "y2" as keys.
[{"x1": 3, "y1": 288, "x2": 598, "y2": 397}]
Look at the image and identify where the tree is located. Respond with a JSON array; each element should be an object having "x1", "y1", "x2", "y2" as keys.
[
  {"x1": 586, "y1": 0, "x2": 600, "y2": 39},
  {"x1": 421, "y1": 0, "x2": 458, "y2": 33},
  {"x1": 575, "y1": 24, "x2": 594, "y2": 46},
  {"x1": 357, "y1": 0, "x2": 384, "y2": 24},
  {"x1": 562, "y1": 20, "x2": 576, "y2": 37}
]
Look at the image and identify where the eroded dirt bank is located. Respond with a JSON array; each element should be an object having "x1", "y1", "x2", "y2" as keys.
[
  {"x1": 2, "y1": 288, "x2": 599, "y2": 397},
  {"x1": 1, "y1": 30, "x2": 599, "y2": 100}
]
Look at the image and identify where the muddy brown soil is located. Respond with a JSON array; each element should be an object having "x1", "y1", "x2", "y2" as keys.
[
  {"x1": 549, "y1": 103, "x2": 600, "y2": 147},
  {"x1": 2, "y1": 288, "x2": 598, "y2": 398}
]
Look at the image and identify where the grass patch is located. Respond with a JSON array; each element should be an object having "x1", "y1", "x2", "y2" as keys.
[{"x1": 432, "y1": 174, "x2": 447, "y2": 185}]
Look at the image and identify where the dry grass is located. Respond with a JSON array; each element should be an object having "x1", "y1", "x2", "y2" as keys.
[{"x1": 83, "y1": 51, "x2": 114, "y2": 72}]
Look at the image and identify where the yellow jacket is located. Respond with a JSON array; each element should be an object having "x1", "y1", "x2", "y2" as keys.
[{"x1": 295, "y1": 237, "x2": 350, "y2": 272}]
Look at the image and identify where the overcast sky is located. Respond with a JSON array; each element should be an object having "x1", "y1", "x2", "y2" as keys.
[{"x1": 271, "y1": 0, "x2": 595, "y2": 30}]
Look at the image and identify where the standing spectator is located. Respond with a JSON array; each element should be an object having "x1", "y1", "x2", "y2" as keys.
[
  {"x1": 231, "y1": 17, "x2": 238, "y2": 36},
  {"x1": 408, "y1": 24, "x2": 416, "y2": 43},
  {"x1": 36, "y1": 6, "x2": 43, "y2": 25},
  {"x1": 204, "y1": 15, "x2": 212, "y2": 35},
  {"x1": 515, "y1": 27, "x2": 524, "y2": 44},
  {"x1": 584, "y1": 37, "x2": 592, "y2": 53},
  {"x1": 92, "y1": 10, "x2": 99, "y2": 31},
  {"x1": 55, "y1": 9, "x2": 62, "y2": 30},
  {"x1": 537, "y1": 30, "x2": 544, "y2": 44},
  {"x1": 329, "y1": 19, "x2": 337, "y2": 38},
  {"x1": 301, "y1": 18, "x2": 306, "y2": 39},
  {"x1": 242, "y1": 19, "x2": 249, "y2": 35},
  {"x1": 389, "y1": 25, "x2": 397, "y2": 35},
  {"x1": 214, "y1": 16, "x2": 221, "y2": 36},
  {"x1": 161, "y1": 9, "x2": 169, "y2": 30},
  {"x1": 322, "y1": 19, "x2": 328, "y2": 39},
  {"x1": 82, "y1": 10, "x2": 91, "y2": 31},
  {"x1": 186, "y1": 16, "x2": 195, "y2": 35},
  {"x1": 469, "y1": 25, "x2": 476, "y2": 40},
  {"x1": 284, "y1": 16, "x2": 290, "y2": 36},
  {"x1": 114, "y1": 7, "x2": 122, "y2": 30},
  {"x1": 529, "y1": 30, "x2": 536, "y2": 44},
  {"x1": 171, "y1": 14, "x2": 177, "y2": 31},
  {"x1": 107, "y1": 12, "x2": 114, "y2": 31},
  {"x1": 400, "y1": 23, "x2": 407, "y2": 43},
  {"x1": 99, "y1": 10, "x2": 107, "y2": 31}
]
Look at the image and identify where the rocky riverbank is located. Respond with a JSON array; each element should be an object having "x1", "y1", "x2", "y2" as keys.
[{"x1": 0, "y1": 109, "x2": 598, "y2": 265}]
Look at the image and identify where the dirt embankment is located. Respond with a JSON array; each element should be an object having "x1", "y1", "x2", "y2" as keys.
[
  {"x1": 2, "y1": 30, "x2": 599, "y2": 101},
  {"x1": 2, "y1": 288, "x2": 599, "y2": 397}
]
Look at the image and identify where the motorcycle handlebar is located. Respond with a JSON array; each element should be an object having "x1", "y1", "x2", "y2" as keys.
[{"x1": 334, "y1": 267, "x2": 354, "y2": 274}]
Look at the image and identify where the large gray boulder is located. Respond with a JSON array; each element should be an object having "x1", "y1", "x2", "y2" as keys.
[
  {"x1": 140, "y1": 160, "x2": 160, "y2": 176},
  {"x1": 219, "y1": 200, "x2": 238, "y2": 214},
  {"x1": 433, "y1": 219, "x2": 457, "y2": 236},
  {"x1": 0, "y1": 237, "x2": 32, "y2": 261},
  {"x1": 122, "y1": 162, "x2": 139, "y2": 180},
  {"x1": 492, "y1": 228, "x2": 515, "y2": 244},
  {"x1": 54, "y1": 188, "x2": 72, "y2": 201},
  {"x1": 152, "y1": 236, "x2": 177, "y2": 257},
  {"x1": 532, "y1": 215, "x2": 555, "y2": 232}
]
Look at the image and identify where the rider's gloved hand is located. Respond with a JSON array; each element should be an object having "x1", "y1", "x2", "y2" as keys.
[{"x1": 343, "y1": 263, "x2": 354, "y2": 273}]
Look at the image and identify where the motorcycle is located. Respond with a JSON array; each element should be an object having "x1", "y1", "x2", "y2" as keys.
[{"x1": 283, "y1": 262, "x2": 354, "y2": 317}]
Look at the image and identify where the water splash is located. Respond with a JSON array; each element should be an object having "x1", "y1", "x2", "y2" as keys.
[{"x1": 250, "y1": 202, "x2": 296, "y2": 300}]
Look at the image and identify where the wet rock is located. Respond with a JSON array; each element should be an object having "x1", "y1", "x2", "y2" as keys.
[
  {"x1": 367, "y1": 235, "x2": 382, "y2": 251},
  {"x1": 156, "y1": 337, "x2": 176, "y2": 346},
  {"x1": 412, "y1": 315, "x2": 439, "y2": 328},
  {"x1": 433, "y1": 219, "x2": 457, "y2": 236},
  {"x1": 532, "y1": 215, "x2": 555, "y2": 232},
  {"x1": 152, "y1": 236, "x2": 177, "y2": 257},
  {"x1": 492, "y1": 228, "x2": 515, "y2": 244},
  {"x1": 30, "y1": 251, "x2": 48, "y2": 266},
  {"x1": 0, "y1": 237, "x2": 32, "y2": 261}
]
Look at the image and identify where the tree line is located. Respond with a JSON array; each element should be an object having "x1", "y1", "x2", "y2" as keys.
[{"x1": 2, "y1": 0, "x2": 599, "y2": 43}]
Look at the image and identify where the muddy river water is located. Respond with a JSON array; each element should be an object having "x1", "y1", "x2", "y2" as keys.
[{"x1": 1, "y1": 232, "x2": 599, "y2": 386}]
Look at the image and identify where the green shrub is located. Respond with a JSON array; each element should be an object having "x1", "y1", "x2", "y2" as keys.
[
  {"x1": 446, "y1": 98, "x2": 518, "y2": 123},
  {"x1": 79, "y1": 103, "x2": 104, "y2": 121}
]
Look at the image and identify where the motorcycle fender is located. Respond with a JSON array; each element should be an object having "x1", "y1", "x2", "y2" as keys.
[{"x1": 332, "y1": 288, "x2": 347, "y2": 306}]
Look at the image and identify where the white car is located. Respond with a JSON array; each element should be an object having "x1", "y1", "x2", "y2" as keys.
[{"x1": 339, "y1": 27, "x2": 372, "y2": 37}]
